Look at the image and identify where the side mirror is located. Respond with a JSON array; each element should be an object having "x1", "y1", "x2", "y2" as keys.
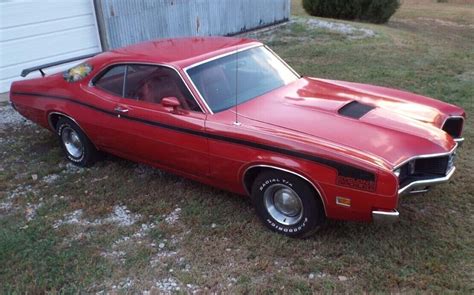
[{"x1": 161, "y1": 97, "x2": 181, "y2": 111}]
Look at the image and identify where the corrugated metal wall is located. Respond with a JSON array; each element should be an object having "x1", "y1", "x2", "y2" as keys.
[{"x1": 95, "y1": 0, "x2": 290, "y2": 49}]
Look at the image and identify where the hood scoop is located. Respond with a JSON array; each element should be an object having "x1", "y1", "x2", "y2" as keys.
[{"x1": 338, "y1": 101, "x2": 375, "y2": 119}]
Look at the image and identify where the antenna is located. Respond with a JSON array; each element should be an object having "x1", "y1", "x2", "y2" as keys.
[
  {"x1": 234, "y1": 45, "x2": 241, "y2": 126},
  {"x1": 233, "y1": 3, "x2": 241, "y2": 127}
]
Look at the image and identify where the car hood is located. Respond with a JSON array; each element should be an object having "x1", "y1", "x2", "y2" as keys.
[{"x1": 237, "y1": 78, "x2": 457, "y2": 168}]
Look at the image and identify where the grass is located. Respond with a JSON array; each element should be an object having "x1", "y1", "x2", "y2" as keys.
[{"x1": 1, "y1": 0, "x2": 473, "y2": 292}]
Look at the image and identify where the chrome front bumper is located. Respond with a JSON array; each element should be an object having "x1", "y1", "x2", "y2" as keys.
[
  {"x1": 454, "y1": 137, "x2": 464, "y2": 147},
  {"x1": 372, "y1": 210, "x2": 399, "y2": 223},
  {"x1": 398, "y1": 166, "x2": 456, "y2": 195},
  {"x1": 373, "y1": 163, "x2": 457, "y2": 223}
]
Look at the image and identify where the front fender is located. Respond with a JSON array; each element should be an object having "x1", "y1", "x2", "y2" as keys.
[{"x1": 240, "y1": 157, "x2": 399, "y2": 222}]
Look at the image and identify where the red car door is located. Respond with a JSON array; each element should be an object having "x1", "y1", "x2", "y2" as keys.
[
  {"x1": 81, "y1": 65, "x2": 137, "y2": 154},
  {"x1": 85, "y1": 64, "x2": 209, "y2": 176}
]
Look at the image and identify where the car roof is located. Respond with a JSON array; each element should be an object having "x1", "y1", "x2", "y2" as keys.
[{"x1": 107, "y1": 37, "x2": 261, "y2": 69}]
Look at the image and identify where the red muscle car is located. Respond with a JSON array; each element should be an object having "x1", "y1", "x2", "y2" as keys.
[{"x1": 10, "y1": 37, "x2": 466, "y2": 237}]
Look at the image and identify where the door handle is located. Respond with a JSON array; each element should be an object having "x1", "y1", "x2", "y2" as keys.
[{"x1": 114, "y1": 106, "x2": 129, "y2": 114}]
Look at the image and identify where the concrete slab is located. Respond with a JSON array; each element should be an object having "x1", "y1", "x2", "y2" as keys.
[{"x1": 0, "y1": 92, "x2": 10, "y2": 103}]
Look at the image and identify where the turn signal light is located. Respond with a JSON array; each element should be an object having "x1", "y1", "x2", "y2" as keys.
[{"x1": 336, "y1": 196, "x2": 351, "y2": 207}]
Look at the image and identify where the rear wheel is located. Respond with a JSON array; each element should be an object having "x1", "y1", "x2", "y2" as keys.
[
  {"x1": 56, "y1": 117, "x2": 97, "y2": 167},
  {"x1": 251, "y1": 170, "x2": 325, "y2": 237}
]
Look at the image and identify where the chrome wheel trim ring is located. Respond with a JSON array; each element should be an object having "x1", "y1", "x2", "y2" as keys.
[
  {"x1": 263, "y1": 183, "x2": 303, "y2": 226},
  {"x1": 61, "y1": 127, "x2": 84, "y2": 159}
]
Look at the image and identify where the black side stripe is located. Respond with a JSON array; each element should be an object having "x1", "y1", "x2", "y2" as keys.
[{"x1": 12, "y1": 91, "x2": 376, "y2": 182}]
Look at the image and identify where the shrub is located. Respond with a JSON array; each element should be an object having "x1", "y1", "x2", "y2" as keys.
[{"x1": 302, "y1": 0, "x2": 400, "y2": 24}]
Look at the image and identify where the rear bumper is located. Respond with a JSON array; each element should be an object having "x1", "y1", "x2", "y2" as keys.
[
  {"x1": 372, "y1": 209, "x2": 399, "y2": 223},
  {"x1": 398, "y1": 167, "x2": 456, "y2": 195}
]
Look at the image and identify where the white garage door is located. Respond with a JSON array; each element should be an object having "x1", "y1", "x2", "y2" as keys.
[{"x1": 0, "y1": 0, "x2": 102, "y2": 93}]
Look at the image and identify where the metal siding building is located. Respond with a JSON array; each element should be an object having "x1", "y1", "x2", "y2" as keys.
[
  {"x1": 95, "y1": 0, "x2": 291, "y2": 49},
  {"x1": 0, "y1": 0, "x2": 290, "y2": 92}
]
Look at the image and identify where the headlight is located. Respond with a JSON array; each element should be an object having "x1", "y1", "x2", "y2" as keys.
[
  {"x1": 447, "y1": 152, "x2": 456, "y2": 172},
  {"x1": 394, "y1": 168, "x2": 401, "y2": 178}
]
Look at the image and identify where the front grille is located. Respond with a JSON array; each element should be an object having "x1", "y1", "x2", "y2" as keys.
[
  {"x1": 397, "y1": 152, "x2": 455, "y2": 187},
  {"x1": 414, "y1": 156, "x2": 449, "y2": 176},
  {"x1": 442, "y1": 117, "x2": 463, "y2": 138}
]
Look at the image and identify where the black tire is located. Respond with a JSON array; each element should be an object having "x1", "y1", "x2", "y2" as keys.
[
  {"x1": 56, "y1": 117, "x2": 97, "y2": 167},
  {"x1": 251, "y1": 170, "x2": 325, "y2": 237}
]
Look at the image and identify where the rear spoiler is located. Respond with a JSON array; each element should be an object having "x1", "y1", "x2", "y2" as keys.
[{"x1": 20, "y1": 52, "x2": 101, "y2": 78}]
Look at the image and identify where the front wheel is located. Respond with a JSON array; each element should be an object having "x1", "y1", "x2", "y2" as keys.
[
  {"x1": 56, "y1": 117, "x2": 98, "y2": 167},
  {"x1": 251, "y1": 170, "x2": 325, "y2": 237}
]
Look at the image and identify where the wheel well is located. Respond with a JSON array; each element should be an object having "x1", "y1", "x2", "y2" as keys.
[
  {"x1": 243, "y1": 166, "x2": 265, "y2": 195},
  {"x1": 48, "y1": 113, "x2": 63, "y2": 131},
  {"x1": 244, "y1": 166, "x2": 318, "y2": 195},
  {"x1": 243, "y1": 165, "x2": 327, "y2": 214},
  {"x1": 47, "y1": 112, "x2": 100, "y2": 152}
]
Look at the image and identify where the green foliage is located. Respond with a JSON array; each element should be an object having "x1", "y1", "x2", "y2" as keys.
[
  {"x1": 302, "y1": 0, "x2": 400, "y2": 23},
  {"x1": 0, "y1": 218, "x2": 109, "y2": 292}
]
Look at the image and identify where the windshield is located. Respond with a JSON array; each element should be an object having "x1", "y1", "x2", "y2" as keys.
[{"x1": 187, "y1": 46, "x2": 299, "y2": 113}]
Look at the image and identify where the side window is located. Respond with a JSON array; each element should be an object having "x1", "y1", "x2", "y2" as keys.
[
  {"x1": 125, "y1": 65, "x2": 201, "y2": 112},
  {"x1": 94, "y1": 65, "x2": 126, "y2": 97}
]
